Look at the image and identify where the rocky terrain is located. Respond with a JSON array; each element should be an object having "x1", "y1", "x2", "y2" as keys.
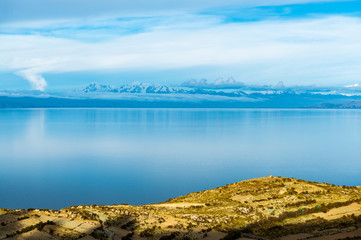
[{"x1": 1, "y1": 176, "x2": 361, "y2": 240}]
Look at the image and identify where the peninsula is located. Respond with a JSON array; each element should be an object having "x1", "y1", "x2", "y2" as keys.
[{"x1": 1, "y1": 176, "x2": 361, "y2": 240}]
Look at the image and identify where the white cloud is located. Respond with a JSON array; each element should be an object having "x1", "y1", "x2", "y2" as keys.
[
  {"x1": 16, "y1": 69, "x2": 47, "y2": 91},
  {"x1": 0, "y1": 0, "x2": 342, "y2": 23},
  {"x1": 1, "y1": 15, "x2": 361, "y2": 90},
  {"x1": 181, "y1": 77, "x2": 245, "y2": 88}
]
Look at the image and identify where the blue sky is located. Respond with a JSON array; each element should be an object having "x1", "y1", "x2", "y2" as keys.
[{"x1": 0, "y1": 0, "x2": 361, "y2": 90}]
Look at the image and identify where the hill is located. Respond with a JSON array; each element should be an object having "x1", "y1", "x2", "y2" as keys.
[{"x1": 1, "y1": 176, "x2": 361, "y2": 240}]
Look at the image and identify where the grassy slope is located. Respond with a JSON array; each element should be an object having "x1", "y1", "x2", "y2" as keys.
[{"x1": 1, "y1": 176, "x2": 361, "y2": 240}]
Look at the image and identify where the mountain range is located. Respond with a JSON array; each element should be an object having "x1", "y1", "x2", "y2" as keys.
[{"x1": 1, "y1": 81, "x2": 361, "y2": 108}]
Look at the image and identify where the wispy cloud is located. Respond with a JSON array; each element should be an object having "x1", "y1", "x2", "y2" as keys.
[
  {"x1": 0, "y1": 0, "x2": 344, "y2": 23},
  {"x1": 0, "y1": 1, "x2": 360, "y2": 90},
  {"x1": 182, "y1": 78, "x2": 245, "y2": 89},
  {"x1": 16, "y1": 69, "x2": 47, "y2": 91}
]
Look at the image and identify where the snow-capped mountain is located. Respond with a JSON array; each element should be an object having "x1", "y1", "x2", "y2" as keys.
[
  {"x1": 81, "y1": 82, "x2": 181, "y2": 94},
  {"x1": 79, "y1": 82, "x2": 249, "y2": 97},
  {"x1": 2, "y1": 81, "x2": 361, "y2": 108},
  {"x1": 81, "y1": 82, "x2": 114, "y2": 93},
  {"x1": 78, "y1": 81, "x2": 361, "y2": 98}
]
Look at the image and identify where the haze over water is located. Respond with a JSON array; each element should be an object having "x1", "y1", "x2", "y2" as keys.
[{"x1": 1, "y1": 108, "x2": 361, "y2": 209}]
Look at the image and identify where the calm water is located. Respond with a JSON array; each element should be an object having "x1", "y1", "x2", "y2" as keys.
[{"x1": 1, "y1": 108, "x2": 361, "y2": 209}]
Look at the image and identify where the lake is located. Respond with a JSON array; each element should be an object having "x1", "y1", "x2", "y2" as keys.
[{"x1": 0, "y1": 108, "x2": 361, "y2": 209}]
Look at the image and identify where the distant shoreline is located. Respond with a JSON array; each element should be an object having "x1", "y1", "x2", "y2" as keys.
[{"x1": 1, "y1": 95, "x2": 361, "y2": 109}]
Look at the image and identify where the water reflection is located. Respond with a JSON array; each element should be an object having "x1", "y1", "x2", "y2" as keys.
[{"x1": 0, "y1": 109, "x2": 361, "y2": 209}]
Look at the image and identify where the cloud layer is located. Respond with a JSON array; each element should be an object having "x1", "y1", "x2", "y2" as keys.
[
  {"x1": 0, "y1": 1, "x2": 361, "y2": 90},
  {"x1": 0, "y1": 0, "x2": 342, "y2": 22}
]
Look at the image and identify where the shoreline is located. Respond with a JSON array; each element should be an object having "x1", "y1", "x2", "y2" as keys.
[{"x1": 2, "y1": 176, "x2": 361, "y2": 239}]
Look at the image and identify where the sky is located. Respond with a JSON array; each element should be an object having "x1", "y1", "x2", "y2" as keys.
[{"x1": 0, "y1": 0, "x2": 361, "y2": 91}]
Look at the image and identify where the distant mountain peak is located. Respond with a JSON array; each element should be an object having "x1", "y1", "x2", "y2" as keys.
[
  {"x1": 76, "y1": 81, "x2": 361, "y2": 101},
  {"x1": 275, "y1": 81, "x2": 285, "y2": 89},
  {"x1": 81, "y1": 82, "x2": 113, "y2": 93}
]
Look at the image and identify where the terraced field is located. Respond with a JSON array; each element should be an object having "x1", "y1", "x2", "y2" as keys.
[{"x1": 1, "y1": 176, "x2": 361, "y2": 240}]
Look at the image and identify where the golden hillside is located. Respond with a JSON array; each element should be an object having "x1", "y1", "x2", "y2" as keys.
[{"x1": 1, "y1": 176, "x2": 361, "y2": 240}]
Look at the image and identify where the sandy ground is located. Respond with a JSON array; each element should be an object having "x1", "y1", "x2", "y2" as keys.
[
  {"x1": 231, "y1": 194, "x2": 255, "y2": 202},
  {"x1": 11, "y1": 229, "x2": 56, "y2": 240},
  {"x1": 203, "y1": 230, "x2": 227, "y2": 240},
  {"x1": 313, "y1": 203, "x2": 361, "y2": 220},
  {"x1": 309, "y1": 228, "x2": 361, "y2": 240},
  {"x1": 149, "y1": 203, "x2": 205, "y2": 208},
  {"x1": 280, "y1": 233, "x2": 313, "y2": 240}
]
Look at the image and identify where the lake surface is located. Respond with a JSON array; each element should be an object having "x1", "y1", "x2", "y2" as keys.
[{"x1": 1, "y1": 108, "x2": 361, "y2": 209}]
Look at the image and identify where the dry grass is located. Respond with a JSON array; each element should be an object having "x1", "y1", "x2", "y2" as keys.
[{"x1": 1, "y1": 176, "x2": 361, "y2": 239}]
